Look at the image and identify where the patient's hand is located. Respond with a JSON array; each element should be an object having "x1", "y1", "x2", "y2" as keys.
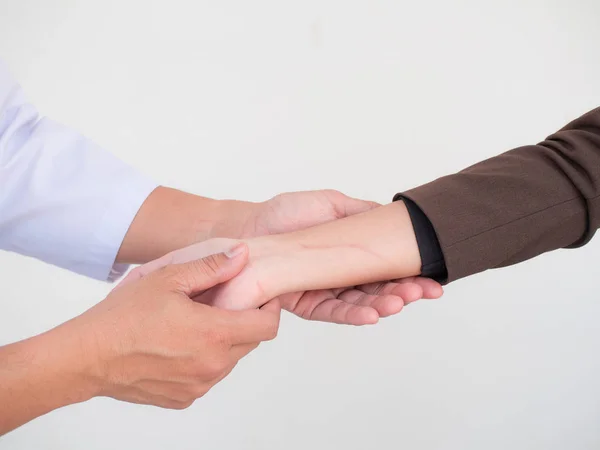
[
  {"x1": 197, "y1": 238, "x2": 442, "y2": 325},
  {"x1": 121, "y1": 238, "x2": 443, "y2": 326},
  {"x1": 201, "y1": 270, "x2": 442, "y2": 325}
]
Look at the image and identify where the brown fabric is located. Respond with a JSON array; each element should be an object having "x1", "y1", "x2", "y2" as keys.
[{"x1": 398, "y1": 106, "x2": 600, "y2": 284}]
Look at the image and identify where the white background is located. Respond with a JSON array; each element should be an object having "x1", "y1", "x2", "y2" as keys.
[{"x1": 2, "y1": 1, "x2": 600, "y2": 449}]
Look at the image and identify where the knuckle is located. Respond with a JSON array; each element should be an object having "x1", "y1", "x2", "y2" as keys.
[
  {"x1": 171, "y1": 400, "x2": 194, "y2": 410},
  {"x1": 159, "y1": 264, "x2": 201, "y2": 293},
  {"x1": 195, "y1": 353, "x2": 228, "y2": 379},
  {"x1": 265, "y1": 323, "x2": 279, "y2": 341},
  {"x1": 215, "y1": 358, "x2": 230, "y2": 375},
  {"x1": 205, "y1": 356, "x2": 228, "y2": 377},
  {"x1": 198, "y1": 254, "x2": 223, "y2": 277},
  {"x1": 323, "y1": 188, "x2": 342, "y2": 197},
  {"x1": 191, "y1": 384, "x2": 210, "y2": 399},
  {"x1": 174, "y1": 256, "x2": 225, "y2": 291},
  {"x1": 269, "y1": 193, "x2": 286, "y2": 204}
]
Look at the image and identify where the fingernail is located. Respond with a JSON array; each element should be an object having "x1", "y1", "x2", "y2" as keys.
[{"x1": 225, "y1": 243, "x2": 246, "y2": 259}]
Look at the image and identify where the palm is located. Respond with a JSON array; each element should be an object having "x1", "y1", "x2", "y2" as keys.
[
  {"x1": 242, "y1": 190, "x2": 444, "y2": 325},
  {"x1": 277, "y1": 278, "x2": 442, "y2": 325}
]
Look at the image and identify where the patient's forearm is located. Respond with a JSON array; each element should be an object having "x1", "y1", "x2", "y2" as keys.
[{"x1": 248, "y1": 201, "x2": 422, "y2": 297}]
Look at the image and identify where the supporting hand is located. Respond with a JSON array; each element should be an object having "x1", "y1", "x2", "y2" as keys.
[
  {"x1": 0, "y1": 244, "x2": 280, "y2": 435},
  {"x1": 89, "y1": 245, "x2": 280, "y2": 408}
]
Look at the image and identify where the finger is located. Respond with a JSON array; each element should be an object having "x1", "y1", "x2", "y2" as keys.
[
  {"x1": 225, "y1": 299, "x2": 281, "y2": 345},
  {"x1": 118, "y1": 240, "x2": 244, "y2": 289},
  {"x1": 323, "y1": 190, "x2": 381, "y2": 217},
  {"x1": 289, "y1": 289, "x2": 380, "y2": 325},
  {"x1": 117, "y1": 253, "x2": 174, "y2": 288},
  {"x1": 287, "y1": 289, "x2": 381, "y2": 325},
  {"x1": 396, "y1": 277, "x2": 444, "y2": 300},
  {"x1": 337, "y1": 289, "x2": 405, "y2": 318},
  {"x1": 167, "y1": 244, "x2": 249, "y2": 297},
  {"x1": 282, "y1": 288, "x2": 345, "y2": 318},
  {"x1": 359, "y1": 281, "x2": 423, "y2": 305},
  {"x1": 309, "y1": 299, "x2": 380, "y2": 325}
]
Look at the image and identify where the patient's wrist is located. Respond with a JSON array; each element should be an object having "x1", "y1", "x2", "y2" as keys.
[{"x1": 244, "y1": 234, "x2": 301, "y2": 298}]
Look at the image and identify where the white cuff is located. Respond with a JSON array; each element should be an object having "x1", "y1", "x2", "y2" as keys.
[{"x1": 85, "y1": 173, "x2": 158, "y2": 282}]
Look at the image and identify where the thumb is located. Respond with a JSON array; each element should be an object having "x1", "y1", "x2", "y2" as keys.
[
  {"x1": 325, "y1": 190, "x2": 380, "y2": 217},
  {"x1": 169, "y1": 243, "x2": 249, "y2": 297},
  {"x1": 260, "y1": 298, "x2": 282, "y2": 315},
  {"x1": 117, "y1": 252, "x2": 173, "y2": 289},
  {"x1": 226, "y1": 298, "x2": 282, "y2": 345}
]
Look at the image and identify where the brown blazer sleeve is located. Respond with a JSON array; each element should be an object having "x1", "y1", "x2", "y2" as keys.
[{"x1": 397, "y1": 106, "x2": 600, "y2": 284}]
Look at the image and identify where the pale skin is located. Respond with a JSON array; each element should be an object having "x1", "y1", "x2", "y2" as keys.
[
  {"x1": 125, "y1": 201, "x2": 439, "y2": 325},
  {"x1": 1, "y1": 187, "x2": 442, "y2": 435}
]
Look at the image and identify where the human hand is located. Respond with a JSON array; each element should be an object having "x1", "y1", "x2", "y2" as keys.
[
  {"x1": 269, "y1": 277, "x2": 443, "y2": 325},
  {"x1": 71, "y1": 244, "x2": 280, "y2": 409},
  {"x1": 236, "y1": 189, "x2": 380, "y2": 238}
]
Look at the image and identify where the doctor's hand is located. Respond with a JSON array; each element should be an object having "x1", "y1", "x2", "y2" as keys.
[
  {"x1": 0, "y1": 244, "x2": 280, "y2": 435},
  {"x1": 80, "y1": 244, "x2": 280, "y2": 409},
  {"x1": 236, "y1": 189, "x2": 380, "y2": 238}
]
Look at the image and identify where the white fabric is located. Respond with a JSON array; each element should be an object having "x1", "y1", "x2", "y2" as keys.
[{"x1": 0, "y1": 60, "x2": 158, "y2": 281}]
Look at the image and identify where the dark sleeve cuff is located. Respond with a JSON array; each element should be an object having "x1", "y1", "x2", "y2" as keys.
[{"x1": 395, "y1": 195, "x2": 448, "y2": 283}]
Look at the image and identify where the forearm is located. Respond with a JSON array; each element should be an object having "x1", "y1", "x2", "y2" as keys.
[
  {"x1": 116, "y1": 187, "x2": 256, "y2": 264},
  {"x1": 0, "y1": 324, "x2": 98, "y2": 435},
  {"x1": 248, "y1": 201, "x2": 422, "y2": 297}
]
